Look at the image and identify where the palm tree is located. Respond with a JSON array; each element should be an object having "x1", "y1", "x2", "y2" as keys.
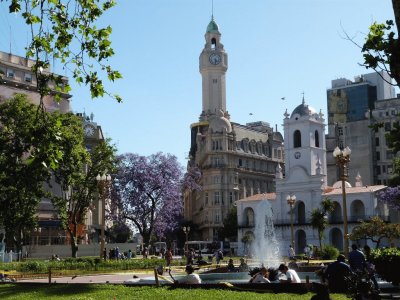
[{"x1": 310, "y1": 198, "x2": 335, "y2": 251}]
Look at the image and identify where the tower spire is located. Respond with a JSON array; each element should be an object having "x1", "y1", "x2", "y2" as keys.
[{"x1": 211, "y1": 0, "x2": 214, "y2": 19}]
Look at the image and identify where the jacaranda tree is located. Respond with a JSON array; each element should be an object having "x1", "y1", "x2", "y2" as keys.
[
  {"x1": 114, "y1": 153, "x2": 201, "y2": 246},
  {"x1": 378, "y1": 186, "x2": 400, "y2": 211}
]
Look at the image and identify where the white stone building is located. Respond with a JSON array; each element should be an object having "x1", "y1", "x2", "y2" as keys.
[{"x1": 237, "y1": 99, "x2": 391, "y2": 256}]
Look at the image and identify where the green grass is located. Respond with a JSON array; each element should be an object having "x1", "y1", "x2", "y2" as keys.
[{"x1": 0, "y1": 284, "x2": 349, "y2": 300}]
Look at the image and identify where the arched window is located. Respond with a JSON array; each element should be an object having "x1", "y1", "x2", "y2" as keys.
[
  {"x1": 315, "y1": 130, "x2": 320, "y2": 147},
  {"x1": 297, "y1": 201, "x2": 305, "y2": 223},
  {"x1": 294, "y1": 130, "x2": 301, "y2": 148},
  {"x1": 211, "y1": 38, "x2": 216, "y2": 49},
  {"x1": 244, "y1": 207, "x2": 255, "y2": 227}
]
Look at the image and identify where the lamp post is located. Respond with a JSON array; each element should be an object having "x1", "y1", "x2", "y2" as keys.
[
  {"x1": 183, "y1": 226, "x2": 190, "y2": 242},
  {"x1": 96, "y1": 174, "x2": 111, "y2": 259},
  {"x1": 286, "y1": 194, "x2": 296, "y2": 251},
  {"x1": 333, "y1": 146, "x2": 351, "y2": 258}
]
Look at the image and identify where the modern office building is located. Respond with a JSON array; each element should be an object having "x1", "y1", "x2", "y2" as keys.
[
  {"x1": 325, "y1": 71, "x2": 397, "y2": 186},
  {"x1": 183, "y1": 17, "x2": 284, "y2": 241}
]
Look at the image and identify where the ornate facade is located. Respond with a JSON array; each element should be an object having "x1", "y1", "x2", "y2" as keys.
[{"x1": 183, "y1": 17, "x2": 284, "y2": 241}]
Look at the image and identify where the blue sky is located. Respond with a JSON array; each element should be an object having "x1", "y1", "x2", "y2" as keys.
[{"x1": 0, "y1": 1, "x2": 396, "y2": 166}]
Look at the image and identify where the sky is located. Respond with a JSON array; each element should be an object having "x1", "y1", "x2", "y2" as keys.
[{"x1": 0, "y1": 0, "x2": 397, "y2": 167}]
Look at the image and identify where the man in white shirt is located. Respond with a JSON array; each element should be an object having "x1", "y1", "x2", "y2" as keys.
[
  {"x1": 177, "y1": 265, "x2": 202, "y2": 284},
  {"x1": 278, "y1": 263, "x2": 301, "y2": 283}
]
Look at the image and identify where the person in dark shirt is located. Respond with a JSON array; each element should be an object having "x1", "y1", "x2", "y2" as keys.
[
  {"x1": 324, "y1": 254, "x2": 351, "y2": 293},
  {"x1": 348, "y1": 244, "x2": 366, "y2": 272}
]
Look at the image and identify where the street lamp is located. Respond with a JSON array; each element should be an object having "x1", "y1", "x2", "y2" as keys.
[
  {"x1": 182, "y1": 226, "x2": 190, "y2": 242},
  {"x1": 286, "y1": 194, "x2": 296, "y2": 251},
  {"x1": 333, "y1": 146, "x2": 351, "y2": 258},
  {"x1": 96, "y1": 174, "x2": 111, "y2": 259}
]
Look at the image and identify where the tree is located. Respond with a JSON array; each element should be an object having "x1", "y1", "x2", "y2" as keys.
[
  {"x1": 360, "y1": 0, "x2": 400, "y2": 86},
  {"x1": 0, "y1": 94, "x2": 75, "y2": 252},
  {"x1": 1, "y1": 0, "x2": 122, "y2": 103},
  {"x1": 378, "y1": 186, "x2": 400, "y2": 210},
  {"x1": 108, "y1": 222, "x2": 131, "y2": 243},
  {"x1": 310, "y1": 198, "x2": 335, "y2": 251},
  {"x1": 350, "y1": 216, "x2": 400, "y2": 248},
  {"x1": 52, "y1": 138, "x2": 117, "y2": 257},
  {"x1": 114, "y1": 153, "x2": 198, "y2": 246},
  {"x1": 218, "y1": 206, "x2": 238, "y2": 242}
]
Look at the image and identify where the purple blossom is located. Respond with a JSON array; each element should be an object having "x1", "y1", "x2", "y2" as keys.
[
  {"x1": 378, "y1": 186, "x2": 400, "y2": 210},
  {"x1": 114, "y1": 152, "x2": 196, "y2": 244}
]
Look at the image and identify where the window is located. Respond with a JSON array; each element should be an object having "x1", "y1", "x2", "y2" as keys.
[
  {"x1": 213, "y1": 176, "x2": 220, "y2": 184},
  {"x1": 392, "y1": 110, "x2": 396, "y2": 116},
  {"x1": 238, "y1": 159, "x2": 242, "y2": 167},
  {"x1": 294, "y1": 130, "x2": 301, "y2": 148},
  {"x1": 215, "y1": 213, "x2": 220, "y2": 224},
  {"x1": 205, "y1": 192, "x2": 208, "y2": 204},
  {"x1": 213, "y1": 79, "x2": 217, "y2": 84},
  {"x1": 382, "y1": 165, "x2": 386, "y2": 173},
  {"x1": 6, "y1": 69, "x2": 14, "y2": 78},
  {"x1": 315, "y1": 130, "x2": 320, "y2": 147},
  {"x1": 24, "y1": 73, "x2": 32, "y2": 82},
  {"x1": 375, "y1": 137, "x2": 380, "y2": 147},
  {"x1": 376, "y1": 152, "x2": 380, "y2": 161},
  {"x1": 386, "y1": 150, "x2": 394, "y2": 160},
  {"x1": 375, "y1": 166, "x2": 381, "y2": 175},
  {"x1": 214, "y1": 192, "x2": 220, "y2": 204},
  {"x1": 337, "y1": 126, "x2": 343, "y2": 136},
  {"x1": 229, "y1": 192, "x2": 233, "y2": 204},
  {"x1": 385, "y1": 122, "x2": 391, "y2": 132}
]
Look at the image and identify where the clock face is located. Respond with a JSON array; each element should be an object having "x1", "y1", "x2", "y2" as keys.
[
  {"x1": 209, "y1": 53, "x2": 221, "y2": 65},
  {"x1": 84, "y1": 125, "x2": 95, "y2": 137},
  {"x1": 294, "y1": 151, "x2": 301, "y2": 159}
]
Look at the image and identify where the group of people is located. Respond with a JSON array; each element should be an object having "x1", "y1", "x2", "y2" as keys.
[
  {"x1": 322, "y1": 244, "x2": 379, "y2": 293},
  {"x1": 249, "y1": 263, "x2": 301, "y2": 283},
  {"x1": 103, "y1": 247, "x2": 133, "y2": 260}
]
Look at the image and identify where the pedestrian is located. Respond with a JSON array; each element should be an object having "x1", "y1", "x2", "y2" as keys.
[
  {"x1": 324, "y1": 254, "x2": 351, "y2": 293},
  {"x1": 363, "y1": 245, "x2": 379, "y2": 290},
  {"x1": 214, "y1": 249, "x2": 223, "y2": 265},
  {"x1": 278, "y1": 263, "x2": 301, "y2": 283},
  {"x1": 127, "y1": 249, "x2": 132, "y2": 259},
  {"x1": 115, "y1": 246, "x2": 120, "y2": 260},
  {"x1": 288, "y1": 245, "x2": 295, "y2": 260},
  {"x1": 348, "y1": 244, "x2": 366, "y2": 272},
  {"x1": 166, "y1": 248, "x2": 173, "y2": 267},
  {"x1": 103, "y1": 247, "x2": 107, "y2": 260}
]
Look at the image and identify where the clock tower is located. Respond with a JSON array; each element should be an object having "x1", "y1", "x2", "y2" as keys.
[{"x1": 199, "y1": 16, "x2": 228, "y2": 121}]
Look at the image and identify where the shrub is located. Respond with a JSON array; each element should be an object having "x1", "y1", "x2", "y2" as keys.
[
  {"x1": 16, "y1": 261, "x2": 47, "y2": 273},
  {"x1": 321, "y1": 245, "x2": 339, "y2": 260},
  {"x1": 371, "y1": 247, "x2": 400, "y2": 285}
]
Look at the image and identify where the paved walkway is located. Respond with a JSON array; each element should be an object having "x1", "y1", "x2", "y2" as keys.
[{"x1": 17, "y1": 272, "x2": 152, "y2": 284}]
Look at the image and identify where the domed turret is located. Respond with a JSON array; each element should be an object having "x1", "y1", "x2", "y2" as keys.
[
  {"x1": 206, "y1": 16, "x2": 220, "y2": 33},
  {"x1": 291, "y1": 98, "x2": 316, "y2": 118}
]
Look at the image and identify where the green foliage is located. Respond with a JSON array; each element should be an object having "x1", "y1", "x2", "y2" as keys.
[
  {"x1": 320, "y1": 245, "x2": 339, "y2": 260},
  {"x1": 370, "y1": 247, "x2": 400, "y2": 285},
  {"x1": 361, "y1": 18, "x2": 400, "y2": 86},
  {"x1": 3, "y1": 0, "x2": 122, "y2": 103},
  {"x1": 218, "y1": 206, "x2": 238, "y2": 241},
  {"x1": 350, "y1": 216, "x2": 400, "y2": 248},
  {"x1": 15, "y1": 261, "x2": 48, "y2": 273},
  {"x1": 310, "y1": 198, "x2": 334, "y2": 250}
]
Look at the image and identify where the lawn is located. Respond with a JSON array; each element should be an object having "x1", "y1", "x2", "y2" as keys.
[{"x1": 0, "y1": 284, "x2": 348, "y2": 300}]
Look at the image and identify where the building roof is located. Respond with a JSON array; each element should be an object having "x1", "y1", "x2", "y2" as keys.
[
  {"x1": 206, "y1": 16, "x2": 220, "y2": 33},
  {"x1": 237, "y1": 193, "x2": 276, "y2": 202},
  {"x1": 322, "y1": 185, "x2": 386, "y2": 196},
  {"x1": 291, "y1": 98, "x2": 316, "y2": 118}
]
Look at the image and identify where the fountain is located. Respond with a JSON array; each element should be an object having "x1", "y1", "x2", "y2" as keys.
[{"x1": 250, "y1": 200, "x2": 280, "y2": 267}]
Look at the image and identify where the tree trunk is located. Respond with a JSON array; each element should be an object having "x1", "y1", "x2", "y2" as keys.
[
  {"x1": 392, "y1": 0, "x2": 400, "y2": 33},
  {"x1": 67, "y1": 223, "x2": 79, "y2": 258}
]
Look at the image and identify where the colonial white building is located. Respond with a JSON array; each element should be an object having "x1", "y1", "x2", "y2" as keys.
[{"x1": 237, "y1": 99, "x2": 390, "y2": 256}]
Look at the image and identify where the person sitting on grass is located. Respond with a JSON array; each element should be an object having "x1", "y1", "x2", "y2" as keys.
[
  {"x1": 175, "y1": 265, "x2": 202, "y2": 284},
  {"x1": 278, "y1": 263, "x2": 301, "y2": 283},
  {"x1": 249, "y1": 267, "x2": 270, "y2": 283}
]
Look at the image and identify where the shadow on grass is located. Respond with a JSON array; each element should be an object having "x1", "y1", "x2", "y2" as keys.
[{"x1": 0, "y1": 283, "x2": 100, "y2": 298}]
